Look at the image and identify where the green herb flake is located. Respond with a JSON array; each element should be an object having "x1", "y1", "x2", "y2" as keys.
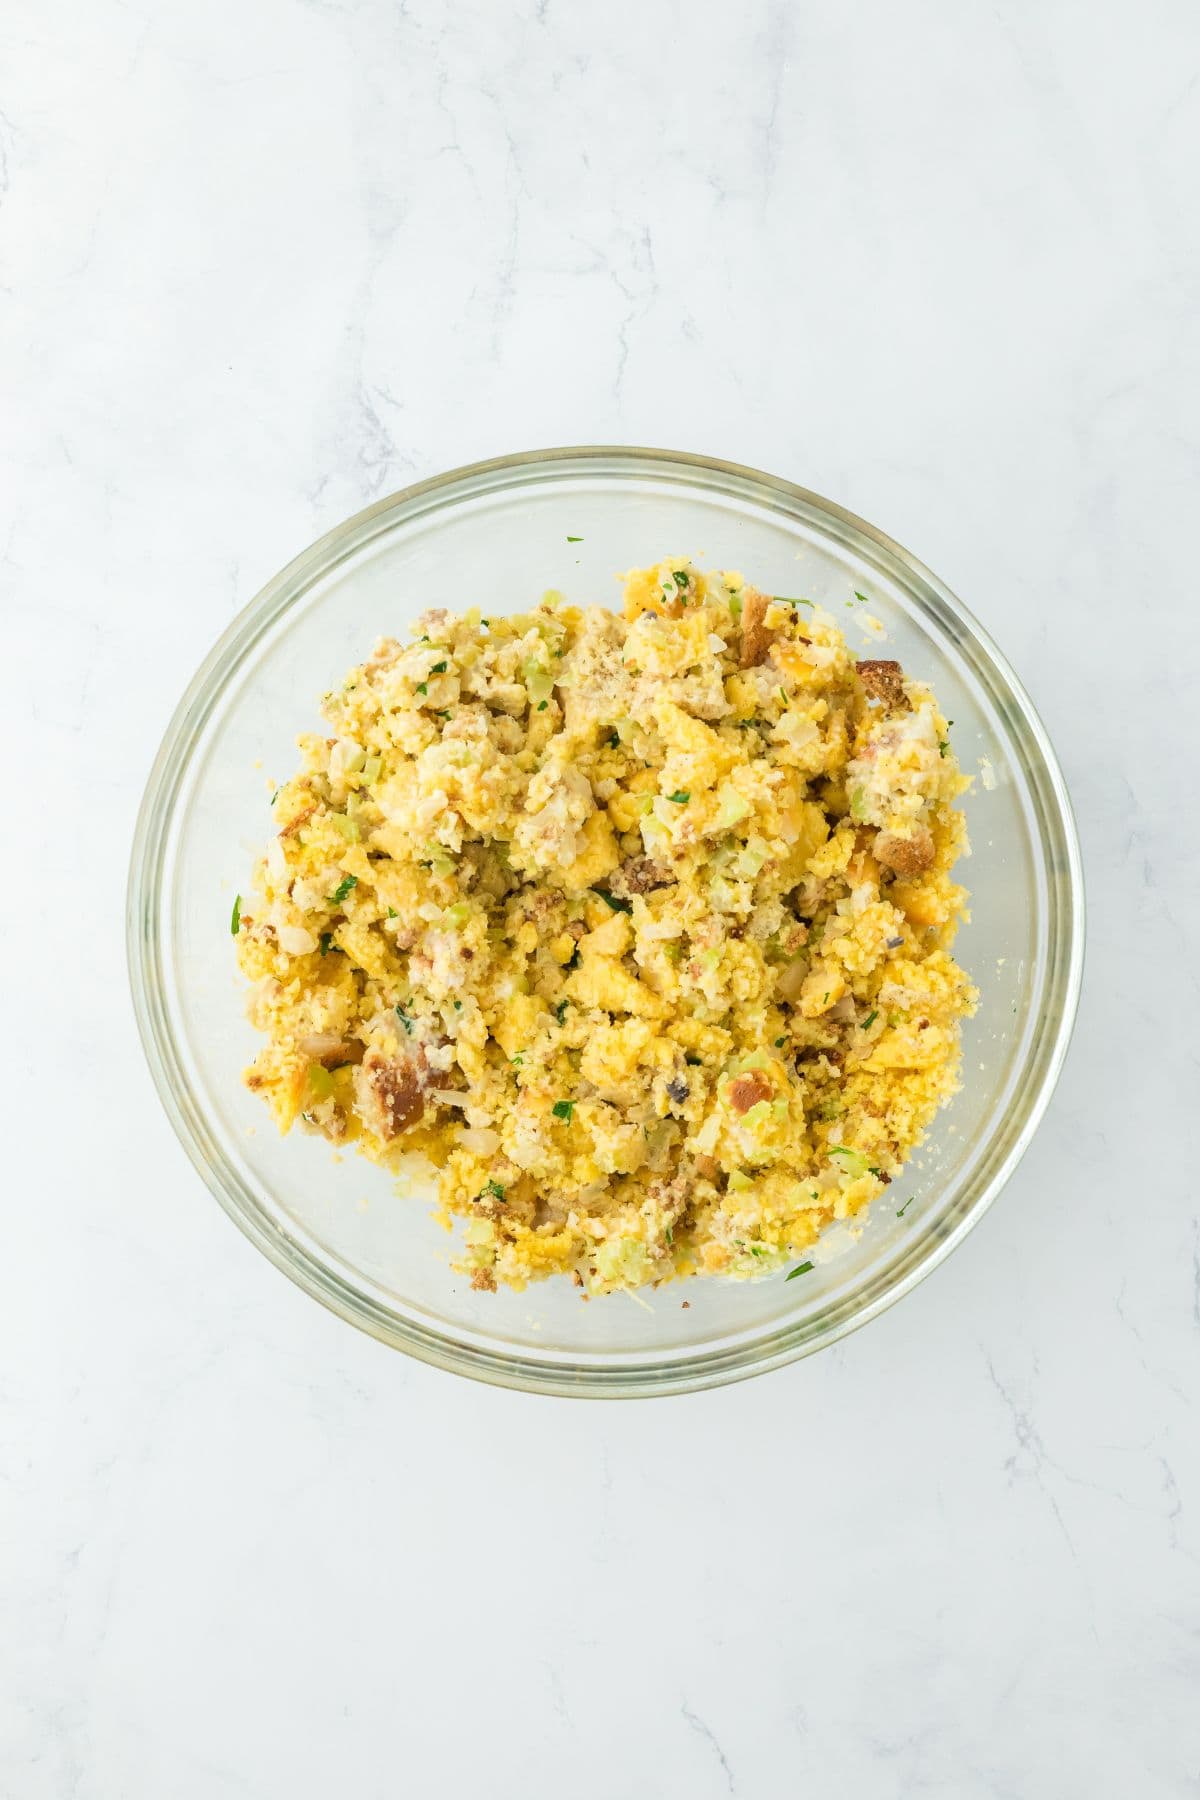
[
  {"x1": 387, "y1": 907, "x2": 399, "y2": 919},
  {"x1": 853, "y1": 590, "x2": 870, "y2": 604},
  {"x1": 328, "y1": 875, "x2": 358, "y2": 905},
  {"x1": 430, "y1": 660, "x2": 448, "y2": 675},
  {"x1": 511, "y1": 1051, "x2": 526, "y2": 1067},
  {"x1": 774, "y1": 595, "x2": 814, "y2": 608},
  {"x1": 939, "y1": 740, "x2": 949, "y2": 757},
  {"x1": 778, "y1": 688, "x2": 788, "y2": 705},
  {"x1": 862, "y1": 1009, "x2": 878, "y2": 1030},
  {"x1": 785, "y1": 1260, "x2": 815, "y2": 1281},
  {"x1": 607, "y1": 730, "x2": 621, "y2": 749},
  {"x1": 567, "y1": 535, "x2": 584, "y2": 543},
  {"x1": 672, "y1": 570, "x2": 689, "y2": 589},
  {"x1": 666, "y1": 790, "x2": 690, "y2": 805},
  {"x1": 685, "y1": 1054, "x2": 702, "y2": 1067},
  {"x1": 774, "y1": 1035, "x2": 786, "y2": 1048},
  {"x1": 483, "y1": 1178, "x2": 506, "y2": 1200},
  {"x1": 537, "y1": 700, "x2": 548, "y2": 711},
  {"x1": 230, "y1": 894, "x2": 242, "y2": 936},
  {"x1": 552, "y1": 1099, "x2": 574, "y2": 1122},
  {"x1": 319, "y1": 931, "x2": 335, "y2": 956},
  {"x1": 555, "y1": 1000, "x2": 569, "y2": 1025},
  {"x1": 665, "y1": 1224, "x2": 674, "y2": 1245},
  {"x1": 453, "y1": 1000, "x2": 462, "y2": 1010},
  {"x1": 416, "y1": 681, "x2": 428, "y2": 696},
  {"x1": 395, "y1": 1005, "x2": 413, "y2": 1034},
  {"x1": 594, "y1": 889, "x2": 632, "y2": 913},
  {"x1": 897, "y1": 1196, "x2": 915, "y2": 1218},
  {"x1": 270, "y1": 789, "x2": 280, "y2": 806}
]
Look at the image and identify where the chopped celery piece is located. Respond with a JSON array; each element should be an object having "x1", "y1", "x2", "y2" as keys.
[{"x1": 306, "y1": 1064, "x2": 335, "y2": 1100}]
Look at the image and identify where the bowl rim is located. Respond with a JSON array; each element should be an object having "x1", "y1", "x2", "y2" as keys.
[{"x1": 126, "y1": 445, "x2": 1085, "y2": 1398}]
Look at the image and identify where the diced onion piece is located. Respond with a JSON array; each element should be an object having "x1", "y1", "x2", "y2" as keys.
[
  {"x1": 278, "y1": 924, "x2": 318, "y2": 955},
  {"x1": 776, "y1": 958, "x2": 809, "y2": 1003}
]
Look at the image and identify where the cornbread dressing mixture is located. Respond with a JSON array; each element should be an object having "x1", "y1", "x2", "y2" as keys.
[{"x1": 235, "y1": 560, "x2": 976, "y2": 1295}]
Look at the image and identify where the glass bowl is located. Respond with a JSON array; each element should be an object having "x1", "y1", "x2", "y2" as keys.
[{"x1": 127, "y1": 448, "x2": 1083, "y2": 1397}]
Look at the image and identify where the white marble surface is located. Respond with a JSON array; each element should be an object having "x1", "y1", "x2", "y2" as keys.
[{"x1": 3, "y1": 0, "x2": 1198, "y2": 1793}]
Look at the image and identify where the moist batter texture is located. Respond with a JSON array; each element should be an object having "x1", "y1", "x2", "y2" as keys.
[{"x1": 235, "y1": 559, "x2": 976, "y2": 1294}]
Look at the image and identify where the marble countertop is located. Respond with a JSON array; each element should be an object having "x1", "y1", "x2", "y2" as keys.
[{"x1": 3, "y1": 1, "x2": 1197, "y2": 1794}]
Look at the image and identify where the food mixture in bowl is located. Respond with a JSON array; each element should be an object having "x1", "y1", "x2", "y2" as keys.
[{"x1": 234, "y1": 560, "x2": 976, "y2": 1295}]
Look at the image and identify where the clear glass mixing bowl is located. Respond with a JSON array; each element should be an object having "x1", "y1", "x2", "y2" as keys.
[{"x1": 127, "y1": 448, "x2": 1083, "y2": 1396}]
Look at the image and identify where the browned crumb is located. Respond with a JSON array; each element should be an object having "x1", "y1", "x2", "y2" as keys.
[
  {"x1": 471, "y1": 1266, "x2": 497, "y2": 1292},
  {"x1": 856, "y1": 659, "x2": 909, "y2": 710},
  {"x1": 874, "y1": 825, "x2": 935, "y2": 876},
  {"x1": 613, "y1": 855, "x2": 675, "y2": 895},
  {"x1": 354, "y1": 1050, "x2": 425, "y2": 1139},
  {"x1": 727, "y1": 1070, "x2": 773, "y2": 1115},
  {"x1": 739, "y1": 587, "x2": 774, "y2": 668}
]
